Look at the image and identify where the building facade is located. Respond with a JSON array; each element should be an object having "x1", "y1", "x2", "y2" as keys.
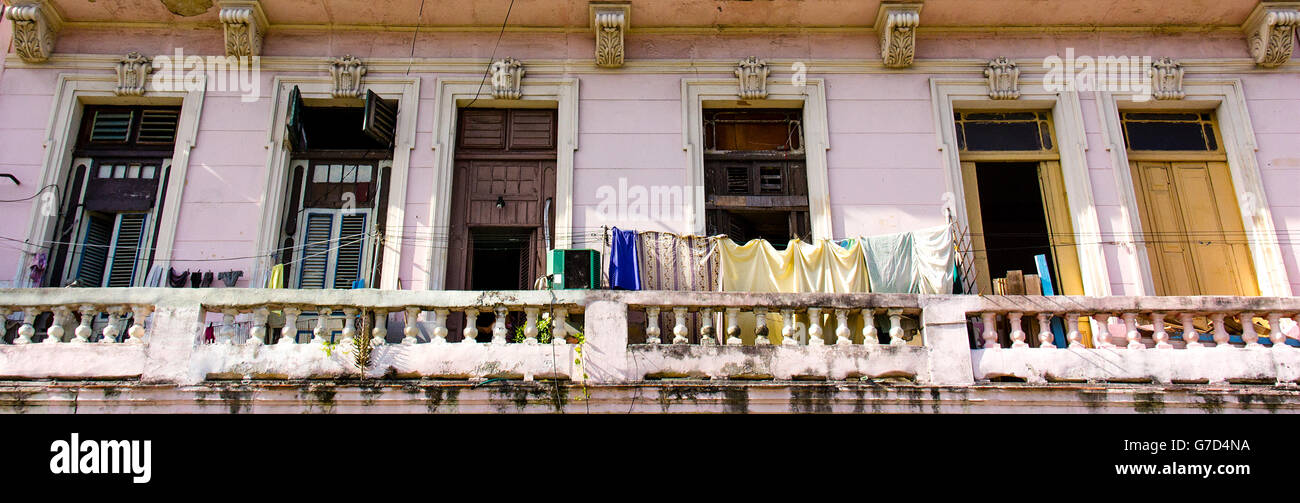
[{"x1": 1, "y1": 0, "x2": 1300, "y2": 413}]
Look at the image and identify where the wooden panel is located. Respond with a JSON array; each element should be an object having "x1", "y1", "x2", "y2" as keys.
[
  {"x1": 456, "y1": 109, "x2": 557, "y2": 154},
  {"x1": 961, "y1": 161, "x2": 992, "y2": 295},
  {"x1": 457, "y1": 109, "x2": 507, "y2": 150},
  {"x1": 1037, "y1": 161, "x2": 1085, "y2": 296},
  {"x1": 508, "y1": 110, "x2": 557, "y2": 150}
]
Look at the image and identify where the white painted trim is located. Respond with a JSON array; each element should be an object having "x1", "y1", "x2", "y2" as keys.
[
  {"x1": 250, "y1": 75, "x2": 419, "y2": 290},
  {"x1": 1096, "y1": 80, "x2": 1292, "y2": 297},
  {"x1": 15, "y1": 73, "x2": 204, "y2": 287},
  {"x1": 425, "y1": 77, "x2": 580, "y2": 291},
  {"x1": 929, "y1": 78, "x2": 1112, "y2": 296},
  {"x1": 680, "y1": 78, "x2": 832, "y2": 238}
]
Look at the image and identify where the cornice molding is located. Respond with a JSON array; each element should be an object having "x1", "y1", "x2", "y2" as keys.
[
  {"x1": 873, "y1": 2, "x2": 922, "y2": 68},
  {"x1": 6, "y1": 0, "x2": 63, "y2": 63},
  {"x1": 218, "y1": 0, "x2": 268, "y2": 58}
]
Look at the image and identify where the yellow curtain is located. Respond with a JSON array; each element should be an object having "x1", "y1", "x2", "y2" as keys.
[{"x1": 268, "y1": 264, "x2": 285, "y2": 289}]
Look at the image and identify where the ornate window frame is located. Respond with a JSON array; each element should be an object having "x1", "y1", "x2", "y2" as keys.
[
  {"x1": 681, "y1": 78, "x2": 832, "y2": 239},
  {"x1": 930, "y1": 78, "x2": 1113, "y2": 296},
  {"x1": 1096, "y1": 80, "x2": 1292, "y2": 296},
  {"x1": 251, "y1": 75, "x2": 419, "y2": 290},
  {"x1": 425, "y1": 77, "x2": 579, "y2": 290},
  {"x1": 16, "y1": 73, "x2": 205, "y2": 286}
]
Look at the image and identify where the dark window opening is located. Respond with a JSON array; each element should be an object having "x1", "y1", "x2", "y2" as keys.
[
  {"x1": 955, "y1": 111, "x2": 1054, "y2": 151},
  {"x1": 704, "y1": 108, "x2": 809, "y2": 245},
  {"x1": 1121, "y1": 111, "x2": 1219, "y2": 151},
  {"x1": 974, "y1": 162, "x2": 1060, "y2": 287},
  {"x1": 299, "y1": 106, "x2": 389, "y2": 150}
]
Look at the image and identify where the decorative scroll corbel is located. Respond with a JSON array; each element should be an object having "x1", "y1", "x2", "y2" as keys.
[
  {"x1": 736, "y1": 57, "x2": 770, "y2": 100},
  {"x1": 490, "y1": 58, "x2": 525, "y2": 100},
  {"x1": 1243, "y1": 2, "x2": 1300, "y2": 67},
  {"x1": 115, "y1": 52, "x2": 153, "y2": 97},
  {"x1": 218, "y1": 0, "x2": 268, "y2": 58},
  {"x1": 1150, "y1": 57, "x2": 1185, "y2": 100},
  {"x1": 329, "y1": 55, "x2": 366, "y2": 98},
  {"x1": 984, "y1": 57, "x2": 1019, "y2": 100},
  {"x1": 873, "y1": 3, "x2": 922, "y2": 68},
  {"x1": 8, "y1": 1, "x2": 63, "y2": 63},
  {"x1": 590, "y1": 2, "x2": 630, "y2": 68}
]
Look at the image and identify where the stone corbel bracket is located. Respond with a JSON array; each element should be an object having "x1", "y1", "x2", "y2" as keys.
[
  {"x1": 873, "y1": 2, "x2": 922, "y2": 68},
  {"x1": 7, "y1": 1, "x2": 64, "y2": 63},
  {"x1": 984, "y1": 57, "x2": 1019, "y2": 100},
  {"x1": 1243, "y1": 2, "x2": 1300, "y2": 67},
  {"x1": 1150, "y1": 57, "x2": 1185, "y2": 100},
  {"x1": 736, "y1": 56, "x2": 770, "y2": 100},
  {"x1": 115, "y1": 52, "x2": 153, "y2": 97},
  {"x1": 329, "y1": 55, "x2": 367, "y2": 98},
  {"x1": 218, "y1": 0, "x2": 269, "y2": 58},
  {"x1": 490, "y1": 57, "x2": 525, "y2": 99},
  {"x1": 589, "y1": 2, "x2": 631, "y2": 68}
]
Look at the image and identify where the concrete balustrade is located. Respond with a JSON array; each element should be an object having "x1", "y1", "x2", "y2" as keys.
[{"x1": 2, "y1": 289, "x2": 1300, "y2": 387}]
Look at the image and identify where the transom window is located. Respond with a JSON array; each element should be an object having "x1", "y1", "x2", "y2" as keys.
[
  {"x1": 954, "y1": 111, "x2": 1055, "y2": 152},
  {"x1": 1121, "y1": 112, "x2": 1220, "y2": 152}
]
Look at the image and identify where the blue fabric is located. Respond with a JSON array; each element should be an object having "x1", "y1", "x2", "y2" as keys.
[{"x1": 609, "y1": 227, "x2": 642, "y2": 290}]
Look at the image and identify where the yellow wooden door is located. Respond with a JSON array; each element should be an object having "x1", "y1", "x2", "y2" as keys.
[{"x1": 1131, "y1": 161, "x2": 1259, "y2": 296}]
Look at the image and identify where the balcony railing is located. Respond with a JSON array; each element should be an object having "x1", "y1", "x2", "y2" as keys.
[{"x1": 0, "y1": 288, "x2": 1297, "y2": 386}]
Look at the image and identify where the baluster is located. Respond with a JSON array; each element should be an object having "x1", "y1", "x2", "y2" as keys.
[
  {"x1": 339, "y1": 307, "x2": 358, "y2": 346},
  {"x1": 753, "y1": 308, "x2": 770, "y2": 345},
  {"x1": 312, "y1": 308, "x2": 331, "y2": 344},
  {"x1": 219, "y1": 308, "x2": 239, "y2": 344},
  {"x1": 523, "y1": 308, "x2": 540, "y2": 344},
  {"x1": 862, "y1": 308, "x2": 879, "y2": 344},
  {"x1": 1066, "y1": 313, "x2": 1082, "y2": 348},
  {"x1": 1007, "y1": 312, "x2": 1027, "y2": 348},
  {"x1": 1180, "y1": 312, "x2": 1201, "y2": 348},
  {"x1": 699, "y1": 308, "x2": 716, "y2": 345},
  {"x1": 1036, "y1": 313, "x2": 1054, "y2": 348},
  {"x1": 807, "y1": 308, "x2": 824, "y2": 346},
  {"x1": 429, "y1": 309, "x2": 447, "y2": 344},
  {"x1": 101, "y1": 307, "x2": 123, "y2": 344},
  {"x1": 404, "y1": 307, "x2": 422, "y2": 344},
  {"x1": 74, "y1": 305, "x2": 96, "y2": 343},
  {"x1": 1092, "y1": 313, "x2": 1115, "y2": 348},
  {"x1": 372, "y1": 309, "x2": 390, "y2": 345},
  {"x1": 644, "y1": 307, "x2": 661, "y2": 344},
  {"x1": 16, "y1": 307, "x2": 37, "y2": 344},
  {"x1": 1210, "y1": 313, "x2": 1230, "y2": 348},
  {"x1": 1267, "y1": 312, "x2": 1285, "y2": 349},
  {"x1": 1151, "y1": 312, "x2": 1170, "y2": 349},
  {"x1": 980, "y1": 312, "x2": 999, "y2": 349},
  {"x1": 45, "y1": 306, "x2": 69, "y2": 344},
  {"x1": 491, "y1": 307, "x2": 507, "y2": 345},
  {"x1": 462, "y1": 308, "x2": 479, "y2": 344},
  {"x1": 673, "y1": 307, "x2": 690, "y2": 345},
  {"x1": 725, "y1": 308, "x2": 742, "y2": 346},
  {"x1": 249, "y1": 307, "x2": 269, "y2": 345},
  {"x1": 552, "y1": 308, "x2": 568, "y2": 345},
  {"x1": 0, "y1": 308, "x2": 8, "y2": 345},
  {"x1": 834, "y1": 309, "x2": 851, "y2": 345},
  {"x1": 280, "y1": 307, "x2": 301, "y2": 344},
  {"x1": 1240, "y1": 312, "x2": 1261, "y2": 348},
  {"x1": 888, "y1": 309, "x2": 906, "y2": 346},
  {"x1": 1122, "y1": 312, "x2": 1144, "y2": 350},
  {"x1": 126, "y1": 305, "x2": 151, "y2": 344},
  {"x1": 780, "y1": 309, "x2": 797, "y2": 345}
]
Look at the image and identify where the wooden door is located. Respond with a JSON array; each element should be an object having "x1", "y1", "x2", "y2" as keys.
[{"x1": 1131, "y1": 161, "x2": 1258, "y2": 296}]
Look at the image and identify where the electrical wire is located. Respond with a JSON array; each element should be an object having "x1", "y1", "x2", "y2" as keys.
[
  {"x1": 462, "y1": 0, "x2": 517, "y2": 110},
  {"x1": 0, "y1": 184, "x2": 59, "y2": 203}
]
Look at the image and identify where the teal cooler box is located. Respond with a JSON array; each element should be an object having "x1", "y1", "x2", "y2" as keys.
[{"x1": 547, "y1": 249, "x2": 600, "y2": 289}]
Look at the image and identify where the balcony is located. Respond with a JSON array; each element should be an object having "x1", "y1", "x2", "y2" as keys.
[{"x1": 1, "y1": 288, "x2": 1299, "y2": 412}]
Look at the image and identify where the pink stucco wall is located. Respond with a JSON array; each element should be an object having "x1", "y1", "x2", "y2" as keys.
[{"x1": 1, "y1": 26, "x2": 1297, "y2": 294}]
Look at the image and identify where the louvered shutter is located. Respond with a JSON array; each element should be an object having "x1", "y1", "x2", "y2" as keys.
[
  {"x1": 362, "y1": 90, "x2": 398, "y2": 148},
  {"x1": 88, "y1": 110, "x2": 134, "y2": 143},
  {"x1": 286, "y1": 86, "x2": 307, "y2": 152},
  {"x1": 106, "y1": 213, "x2": 148, "y2": 287},
  {"x1": 136, "y1": 110, "x2": 180, "y2": 145},
  {"x1": 332, "y1": 213, "x2": 368, "y2": 289},
  {"x1": 298, "y1": 213, "x2": 333, "y2": 289},
  {"x1": 75, "y1": 214, "x2": 114, "y2": 287}
]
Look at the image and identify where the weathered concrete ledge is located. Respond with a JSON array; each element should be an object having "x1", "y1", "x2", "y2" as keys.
[
  {"x1": 628, "y1": 344, "x2": 932, "y2": 381},
  {"x1": 2, "y1": 381, "x2": 1298, "y2": 414},
  {"x1": 973, "y1": 347, "x2": 1300, "y2": 384}
]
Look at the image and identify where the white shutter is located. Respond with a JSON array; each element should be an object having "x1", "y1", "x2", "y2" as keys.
[
  {"x1": 333, "y1": 213, "x2": 368, "y2": 289},
  {"x1": 106, "y1": 213, "x2": 148, "y2": 287},
  {"x1": 298, "y1": 212, "x2": 333, "y2": 289}
]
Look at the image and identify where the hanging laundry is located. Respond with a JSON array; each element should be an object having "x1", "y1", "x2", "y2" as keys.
[
  {"x1": 857, "y1": 225, "x2": 954, "y2": 294},
  {"x1": 27, "y1": 252, "x2": 46, "y2": 286},
  {"x1": 608, "y1": 227, "x2": 642, "y2": 291},
  {"x1": 217, "y1": 270, "x2": 243, "y2": 287},
  {"x1": 636, "y1": 231, "x2": 719, "y2": 291},
  {"x1": 190, "y1": 270, "x2": 203, "y2": 288},
  {"x1": 144, "y1": 265, "x2": 165, "y2": 287},
  {"x1": 200, "y1": 271, "x2": 214, "y2": 288},
  {"x1": 267, "y1": 264, "x2": 285, "y2": 289},
  {"x1": 716, "y1": 237, "x2": 870, "y2": 293},
  {"x1": 168, "y1": 268, "x2": 189, "y2": 288}
]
